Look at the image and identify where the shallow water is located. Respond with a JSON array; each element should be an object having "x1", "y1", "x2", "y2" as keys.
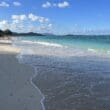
[
  {"x1": 14, "y1": 35, "x2": 110, "y2": 55},
  {"x1": 14, "y1": 35, "x2": 110, "y2": 110},
  {"x1": 18, "y1": 55, "x2": 110, "y2": 110}
]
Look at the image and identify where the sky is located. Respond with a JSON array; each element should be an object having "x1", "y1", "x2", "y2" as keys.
[{"x1": 0, "y1": 0, "x2": 110, "y2": 35}]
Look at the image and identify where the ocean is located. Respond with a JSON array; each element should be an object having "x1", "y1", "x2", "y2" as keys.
[
  {"x1": 13, "y1": 35, "x2": 110, "y2": 110},
  {"x1": 13, "y1": 35, "x2": 110, "y2": 55}
]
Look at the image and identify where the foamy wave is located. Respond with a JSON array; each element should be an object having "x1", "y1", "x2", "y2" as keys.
[
  {"x1": 13, "y1": 39, "x2": 110, "y2": 58},
  {"x1": 36, "y1": 41, "x2": 63, "y2": 47},
  {"x1": 88, "y1": 48, "x2": 97, "y2": 53},
  {"x1": 107, "y1": 51, "x2": 110, "y2": 54},
  {"x1": 20, "y1": 40, "x2": 63, "y2": 48}
]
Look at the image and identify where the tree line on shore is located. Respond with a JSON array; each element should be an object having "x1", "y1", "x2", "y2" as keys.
[
  {"x1": 0, "y1": 29, "x2": 12, "y2": 36},
  {"x1": 0, "y1": 29, "x2": 44, "y2": 37}
]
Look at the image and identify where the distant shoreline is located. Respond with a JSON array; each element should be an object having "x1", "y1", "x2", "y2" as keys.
[{"x1": 1, "y1": 29, "x2": 110, "y2": 37}]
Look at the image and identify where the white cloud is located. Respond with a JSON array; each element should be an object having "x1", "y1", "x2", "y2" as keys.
[
  {"x1": 42, "y1": 1, "x2": 70, "y2": 8},
  {"x1": 28, "y1": 13, "x2": 49, "y2": 23},
  {"x1": 0, "y1": 20, "x2": 9, "y2": 30},
  {"x1": 12, "y1": 14, "x2": 49, "y2": 24},
  {"x1": 48, "y1": 23, "x2": 52, "y2": 28},
  {"x1": 0, "y1": 20, "x2": 8, "y2": 25},
  {"x1": 0, "y1": 13, "x2": 53, "y2": 33},
  {"x1": 12, "y1": 15, "x2": 27, "y2": 22},
  {"x1": 57, "y1": 1, "x2": 69, "y2": 8},
  {"x1": 13, "y1": 1, "x2": 21, "y2": 6},
  {"x1": 38, "y1": 17, "x2": 49, "y2": 23},
  {"x1": 28, "y1": 13, "x2": 39, "y2": 21},
  {"x1": 27, "y1": 25, "x2": 37, "y2": 32},
  {"x1": 42, "y1": 1, "x2": 51, "y2": 8},
  {"x1": 0, "y1": 1, "x2": 9, "y2": 7}
]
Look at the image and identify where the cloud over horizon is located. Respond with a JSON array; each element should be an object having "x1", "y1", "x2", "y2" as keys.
[{"x1": 0, "y1": 13, "x2": 53, "y2": 33}]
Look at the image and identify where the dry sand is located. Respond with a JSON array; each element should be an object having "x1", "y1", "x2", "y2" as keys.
[{"x1": 0, "y1": 43, "x2": 43, "y2": 110}]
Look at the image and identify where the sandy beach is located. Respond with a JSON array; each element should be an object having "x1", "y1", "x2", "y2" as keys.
[{"x1": 0, "y1": 43, "x2": 43, "y2": 110}]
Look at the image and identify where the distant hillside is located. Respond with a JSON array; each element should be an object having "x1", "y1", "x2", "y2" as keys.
[
  {"x1": 13, "y1": 32, "x2": 44, "y2": 36},
  {"x1": 0, "y1": 29, "x2": 44, "y2": 37},
  {"x1": 0, "y1": 30, "x2": 4, "y2": 36},
  {"x1": 0, "y1": 29, "x2": 13, "y2": 37},
  {"x1": 43, "y1": 33, "x2": 55, "y2": 36}
]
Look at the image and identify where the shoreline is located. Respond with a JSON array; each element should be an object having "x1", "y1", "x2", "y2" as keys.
[
  {"x1": 30, "y1": 67, "x2": 45, "y2": 110},
  {"x1": 0, "y1": 42, "x2": 45, "y2": 110},
  {"x1": 17, "y1": 54, "x2": 46, "y2": 110}
]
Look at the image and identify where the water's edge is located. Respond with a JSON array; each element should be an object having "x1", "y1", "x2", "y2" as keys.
[{"x1": 16, "y1": 53, "x2": 46, "y2": 110}]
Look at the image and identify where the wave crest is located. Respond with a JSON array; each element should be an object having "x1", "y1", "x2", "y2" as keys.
[{"x1": 19, "y1": 40, "x2": 64, "y2": 48}]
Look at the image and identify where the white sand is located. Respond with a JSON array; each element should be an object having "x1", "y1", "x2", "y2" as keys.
[
  {"x1": 0, "y1": 44, "x2": 43, "y2": 110},
  {"x1": 0, "y1": 44, "x2": 21, "y2": 53}
]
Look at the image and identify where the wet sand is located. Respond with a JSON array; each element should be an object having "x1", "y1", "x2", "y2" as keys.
[{"x1": 0, "y1": 44, "x2": 44, "y2": 110}]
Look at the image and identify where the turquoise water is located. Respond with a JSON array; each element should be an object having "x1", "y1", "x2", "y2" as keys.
[{"x1": 17, "y1": 35, "x2": 110, "y2": 54}]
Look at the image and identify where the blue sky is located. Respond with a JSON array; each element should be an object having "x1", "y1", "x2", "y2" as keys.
[{"x1": 0, "y1": 0, "x2": 110, "y2": 34}]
